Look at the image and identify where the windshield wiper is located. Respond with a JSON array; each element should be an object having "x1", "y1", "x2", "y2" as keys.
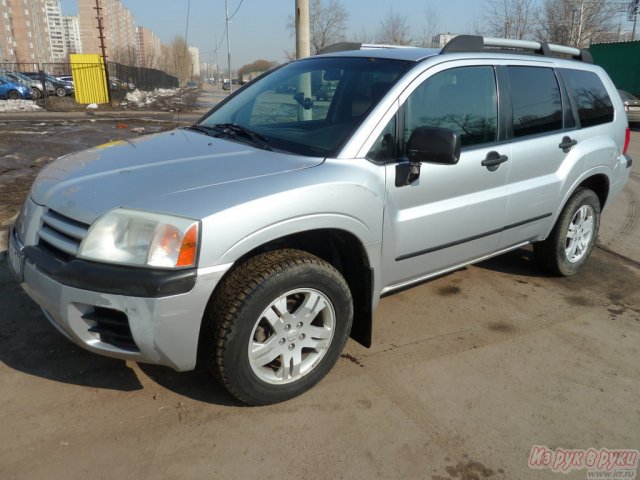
[
  {"x1": 209, "y1": 123, "x2": 272, "y2": 151},
  {"x1": 183, "y1": 124, "x2": 218, "y2": 136}
]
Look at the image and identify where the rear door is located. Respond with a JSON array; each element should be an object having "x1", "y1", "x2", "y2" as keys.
[{"x1": 498, "y1": 63, "x2": 576, "y2": 249}]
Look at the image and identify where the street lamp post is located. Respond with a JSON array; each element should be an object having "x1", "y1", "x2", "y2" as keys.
[{"x1": 225, "y1": 0, "x2": 232, "y2": 93}]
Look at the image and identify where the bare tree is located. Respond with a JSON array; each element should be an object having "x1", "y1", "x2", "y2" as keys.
[
  {"x1": 287, "y1": 0, "x2": 349, "y2": 54},
  {"x1": 537, "y1": 0, "x2": 619, "y2": 47},
  {"x1": 417, "y1": 3, "x2": 441, "y2": 47},
  {"x1": 377, "y1": 8, "x2": 412, "y2": 45},
  {"x1": 483, "y1": 0, "x2": 538, "y2": 39},
  {"x1": 166, "y1": 36, "x2": 193, "y2": 84},
  {"x1": 354, "y1": 25, "x2": 374, "y2": 44}
]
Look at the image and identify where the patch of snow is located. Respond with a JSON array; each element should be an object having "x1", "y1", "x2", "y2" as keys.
[
  {"x1": 0, "y1": 100, "x2": 43, "y2": 113},
  {"x1": 122, "y1": 88, "x2": 181, "y2": 107},
  {"x1": 86, "y1": 103, "x2": 98, "y2": 109}
]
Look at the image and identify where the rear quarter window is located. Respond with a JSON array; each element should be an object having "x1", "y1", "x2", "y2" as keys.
[{"x1": 561, "y1": 69, "x2": 614, "y2": 128}]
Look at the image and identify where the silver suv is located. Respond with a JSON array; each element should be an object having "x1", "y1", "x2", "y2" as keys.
[{"x1": 8, "y1": 36, "x2": 632, "y2": 405}]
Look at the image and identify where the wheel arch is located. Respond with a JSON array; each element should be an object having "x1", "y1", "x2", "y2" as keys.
[
  {"x1": 578, "y1": 173, "x2": 609, "y2": 209},
  {"x1": 205, "y1": 228, "x2": 375, "y2": 349}
]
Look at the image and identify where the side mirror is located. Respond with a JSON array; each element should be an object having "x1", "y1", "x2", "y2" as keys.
[{"x1": 407, "y1": 126, "x2": 461, "y2": 165}]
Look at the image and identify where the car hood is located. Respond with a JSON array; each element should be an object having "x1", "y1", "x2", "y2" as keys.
[{"x1": 31, "y1": 128, "x2": 323, "y2": 224}]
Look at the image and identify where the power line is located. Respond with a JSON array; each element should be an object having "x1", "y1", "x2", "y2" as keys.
[{"x1": 228, "y1": 0, "x2": 245, "y2": 20}]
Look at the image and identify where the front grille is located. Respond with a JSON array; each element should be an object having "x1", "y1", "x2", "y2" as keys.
[
  {"x1": 82, "y1": 307, "x2": 139, "y2": 351},
  {"x1": 37, "y1": 209, "x2": 89, "y2": 259}
]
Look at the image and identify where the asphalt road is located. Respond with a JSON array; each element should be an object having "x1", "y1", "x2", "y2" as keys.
[{"x1": 0, "y1": 104, "x2": 638, "y2": 479}]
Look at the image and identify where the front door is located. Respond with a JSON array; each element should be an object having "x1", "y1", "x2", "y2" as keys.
[{"x1": 376, "y1": 64, "x2": 511, "y2": 291}]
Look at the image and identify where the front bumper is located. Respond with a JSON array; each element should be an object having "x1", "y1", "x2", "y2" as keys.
[{"x1": 9, "y1": 229, "x2": 230, "y2": 371}]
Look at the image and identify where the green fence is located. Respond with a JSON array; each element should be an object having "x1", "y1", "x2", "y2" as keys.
[{"x1": 590, "y1": 41, "x2": 640, "y2": 96}]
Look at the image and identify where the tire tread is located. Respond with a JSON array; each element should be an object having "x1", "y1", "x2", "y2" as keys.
[{"x1": 202, "y1": 249, "x2": 349, "y2": 405}]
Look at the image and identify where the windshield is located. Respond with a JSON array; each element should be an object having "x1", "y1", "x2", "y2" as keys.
[{"x1": 198, "y1": 56, "x2": 411, "y2": 157}]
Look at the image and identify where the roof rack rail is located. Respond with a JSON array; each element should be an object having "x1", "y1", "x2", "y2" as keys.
[
  {"x1": 441, "y1": 35, "x2": 593, "y2": 63},
  {"x1": 316, "y1": 42, "x2": 417, "y2": 55}
]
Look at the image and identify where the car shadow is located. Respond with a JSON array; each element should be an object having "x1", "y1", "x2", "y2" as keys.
[
  {"x1": 0, "y1": 258, "x2": 240, "y2": 405},
  {"x1": 475, "y1": 245, "x2": 552, "y2": 278},
  {"x1": 0, "y1": 260, "x2": 143, "y2": 390},
  {"x1": 137, "y1": 364, "x2": 243, "y2": 407}
]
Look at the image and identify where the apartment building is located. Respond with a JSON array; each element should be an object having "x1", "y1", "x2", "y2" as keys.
[
  {"x1": 44, "y1": 0, "x2": 64, "y2": 61},
  {"x1": 432, "y1": 33, "x2": 458, "y2": 48},
  {"x1": 188, "y1": 45, "x2": 200, "y2": 77},
  {"x1": 62, "y1": 15, "x2": 81, "y2": 55},
  {"x1": 137, "y1": 26, "x2": 162, "y2": 69},
  {"x1": 78, "y1": 0, "x2": 138, "y2": 65},
  {"x1": 0, "y1": 0, "x2": 52, "y2": 63}
]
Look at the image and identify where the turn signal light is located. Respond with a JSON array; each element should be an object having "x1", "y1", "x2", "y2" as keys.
[{"x1": 177, "y1": 223, "x2": 198, "y2": 267}]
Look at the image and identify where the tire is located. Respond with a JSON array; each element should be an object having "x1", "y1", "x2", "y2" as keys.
[
  {"x1": 7, "y1": 90, "x2": 20, "y2": 100},
  {"x1": 30, "y1": 87, "x2": 41, "y2": 99},
  {"x1": 201, "y1": 249, "x2": 353, "y2": 405},
  {"x1": 533, "y1": 188, "x2": 601, "y2": 276},
  {"x1": 55, "y1": 86, "x2": 66, "y2": 97}
]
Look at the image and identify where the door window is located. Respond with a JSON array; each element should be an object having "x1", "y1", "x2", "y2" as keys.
[
  {"x1": 404, "y1": 66, "x2": 498, "y2": 148},
  {"x1": 507, "y1": 66, "x2": 562, "y2": 137}
]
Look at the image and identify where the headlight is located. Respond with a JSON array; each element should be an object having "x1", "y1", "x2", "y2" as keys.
[{"x1": 78, "y1": 209, "x2": 199, "y2": 268}]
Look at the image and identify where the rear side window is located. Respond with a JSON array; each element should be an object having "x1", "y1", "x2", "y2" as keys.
[
  {"x1": 561, "y1": 69, "x2": 614, "y2": 127},
  {"x1": 507, "y1": 66, "x2": 562, "y2": 137}
]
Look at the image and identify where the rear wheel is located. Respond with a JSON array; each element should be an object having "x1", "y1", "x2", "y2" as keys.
[
  {"x1": 30, "y1": 87, "x2": 41, "y2": 99},
  {"x1": 201, "y1": 249, "x2": 353, "y2": 405},
  {"x1": 534, "y1": 188, "x2": 601, "y2": 276},
  {"x1": 55, "y1": 86, "x2": 66, "y2": 97},
  {"x1": 7, "y1": 90, "x2": 20, "y2": 100}
]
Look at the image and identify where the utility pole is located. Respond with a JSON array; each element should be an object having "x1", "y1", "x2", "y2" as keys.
[
  {"x1": 631, "y1": 0, "x2": 639, "y2": 41},
  {"x1": 295, "y1": 0, "x2": 311, "y2": 120},
  {"x1": 214, "y1": 30, "x2": 220, "y2": 88},
  {"x1": 295, "y1": 0, "x2": 310, "y2": 59},
  {"x1": 225, "y1": 0, "x2": 232, "y2": 92},
  {"x1": 94, "y1": 0, "x2": 111, "y2": 102}
]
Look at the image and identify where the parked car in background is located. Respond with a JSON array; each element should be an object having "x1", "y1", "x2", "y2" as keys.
[
  {"x1": 56, "y1": 75, "x2": 74, "y2": 85},
  {"x1": 619, "y1": 90, "x2": 640, "y2": 125},
  {"x1": 0, "y1": 76, "x2": 32, "y2": 99},
  {"x1": 109, "y1": 77, "x2": 135, "y2": 91},
  {"x1": 314, "y1": 82, "x2": 336, "y2": 101},
  {"x1": 1, "y1": 71, "x2": 44, "y2": 99},
  {"x1": 19, "y1": 72, "x2": 74, "y2": 97}
]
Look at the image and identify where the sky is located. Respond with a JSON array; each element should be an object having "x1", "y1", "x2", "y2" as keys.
[{"x1": 59, "y1": 0, "x2": 484, "y2": 69}]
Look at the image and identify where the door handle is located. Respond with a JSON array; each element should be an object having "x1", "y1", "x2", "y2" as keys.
[
  {"x1": 481, "y1": 151, "x2": 508, "y2": 171},
  {"x1": 559, "y1": 136, "x2": 577, "y2": 153}
]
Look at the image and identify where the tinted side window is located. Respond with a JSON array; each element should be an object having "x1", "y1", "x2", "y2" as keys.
[
  {"x1": 561, "y1": 69, "x2": 614, "y2": 128},
  {"x1": 507, "y1": 66, "x2": 562, "y2": 137},
  {"x1": 405, "y1": 66, "x2": 497, "y2": 148}
]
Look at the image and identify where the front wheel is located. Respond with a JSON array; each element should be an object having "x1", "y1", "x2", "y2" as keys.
[
  {"x1": 55, "y1": 86, "x2": 66, "y2": 97},
  {"x1": 30, "y1": 87, "x2": 42, "y2": 99},
  {"x1": 7, "y1": 90, "x2": 20, "y2": 100},
  {"x1": 201, "y1": 249, "x2": 353, "y2": 405},
  {"x1": 534, "y1": 188, "x2": 601, "y2": 276}
]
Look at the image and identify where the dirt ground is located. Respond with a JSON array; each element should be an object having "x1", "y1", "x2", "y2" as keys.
[{"x1": 0, "y1": 118, "x2": 638, "y2": 480}]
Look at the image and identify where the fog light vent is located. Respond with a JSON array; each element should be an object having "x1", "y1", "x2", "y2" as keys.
[{"x1": 82, "y1": 307, "x2": 139, "y2": 351}]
